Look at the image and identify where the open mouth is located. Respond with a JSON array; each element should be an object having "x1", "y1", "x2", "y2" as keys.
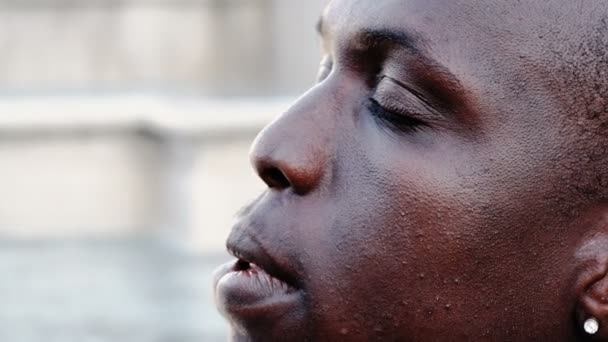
[
  {"x1": 214, "y1": 252, "x2": 301, "y2": 319},
  {"x1": 232, "y1": 258, "x2": 297, "y2": 295}
]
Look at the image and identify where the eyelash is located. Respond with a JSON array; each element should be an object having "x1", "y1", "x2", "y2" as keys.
[
  {"x1": 367, "y1": 97, "x2": 427, "y2": 134},
  {"x1": 316, "y1": 59, "x2": 427, "y2": 134}
]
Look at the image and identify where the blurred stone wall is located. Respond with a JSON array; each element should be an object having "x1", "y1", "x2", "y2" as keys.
[
  {"x1": 0, "y1": 98, "x2": 289, "y2": 254},
  {"x1": 0, "y1": 0, "x2": 326, "y2": 95},
  {"x1": 0, "y1": 2, "x2": 328, "y2": 340},
  {"x1": 0, "y1": 0, "x2": 327, "y2": 251}
]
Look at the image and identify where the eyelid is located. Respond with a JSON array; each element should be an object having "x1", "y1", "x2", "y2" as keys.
[
  {"x1": 378, "y1": 75, "x2": 429, "y2": 106},
  {"x1": 373, "y1": 76, "x2": 442, "y2": 121}
]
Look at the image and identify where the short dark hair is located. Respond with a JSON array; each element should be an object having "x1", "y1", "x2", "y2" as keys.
[{"x1": 553, "y1": 14, "x2": 608, "y2": 202}]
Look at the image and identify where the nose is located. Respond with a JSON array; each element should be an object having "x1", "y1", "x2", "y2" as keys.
[{"x1": 249, "y1": 93, "x2": 333, "y2": 195}]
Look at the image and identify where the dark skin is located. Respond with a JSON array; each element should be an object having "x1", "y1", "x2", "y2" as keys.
[{"x1": 215, "y1": 0, "x2": 608, "y2": 340}]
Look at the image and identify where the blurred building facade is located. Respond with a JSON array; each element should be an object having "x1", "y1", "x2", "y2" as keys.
[
  {"x1": 0, "y1": 0, "x2": 325, "y2": 96},
  {"x1": 0, "y1": 2, "x2": 327, "y2": 339},
  {"x1": 0, "y1": 0, "x2": 327, "y2": 252},
  {"x1": 0, "y1": 99, "x2": 284, "y2": 254}
]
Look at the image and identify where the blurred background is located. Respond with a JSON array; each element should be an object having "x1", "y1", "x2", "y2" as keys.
[{"x1": 0, "y1": 0, "x2": 326, "y2": 340}]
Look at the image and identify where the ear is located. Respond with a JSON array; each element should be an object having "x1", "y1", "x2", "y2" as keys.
[{"x1": 576, "y1": 232, "x2": 608, "y2": 340}]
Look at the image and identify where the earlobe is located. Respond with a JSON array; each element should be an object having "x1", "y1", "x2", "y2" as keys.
[
  {"x1": 578, "y1": 269, "x2": 608, "y2": 338},
  {"x1": 575, "y1": 234, "x2": 608, "y2": 339}
]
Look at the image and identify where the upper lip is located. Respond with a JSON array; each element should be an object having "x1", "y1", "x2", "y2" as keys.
[{"x1": 226, "y1": 229, "x2": 300, "y2": 290}]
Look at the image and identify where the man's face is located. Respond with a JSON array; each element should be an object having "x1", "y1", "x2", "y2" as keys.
[{"x1": 215, "y1": 0, "x2": 583, "y2": 340}]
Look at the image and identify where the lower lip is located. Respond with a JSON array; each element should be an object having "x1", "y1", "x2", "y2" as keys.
[{"x1": 214, "y1": 261, "x2": 301, "y2": 319}]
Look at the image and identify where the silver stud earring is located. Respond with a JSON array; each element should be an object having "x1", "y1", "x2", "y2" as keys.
[{"x1": 584, "y1": 317, "x2": 599, "y2": 335}]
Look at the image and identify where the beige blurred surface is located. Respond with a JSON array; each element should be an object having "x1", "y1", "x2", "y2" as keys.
[
  {"x1": 0, "y1": 0, "x2": 328, "y2": 340},
  {"x1": 0, "y1": 0, "x2": 326, "y2": 96},
  {"x1": 0, "y1": 96, "x2": 288, "y2": 253},
  {"x1": 0, "y1": 0, "x2": 326, "y2": 250}
]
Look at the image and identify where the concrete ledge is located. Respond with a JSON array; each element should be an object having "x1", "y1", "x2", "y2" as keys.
[
  {"x1": 0, "y1": 0, "x2": 254, "y2": 8},
  {"x1": 0, "y1": 95, "x2": 282, "y2": 248},
  {"x1": 0, "y1": 95, "x2": 291, "y2": 137}
]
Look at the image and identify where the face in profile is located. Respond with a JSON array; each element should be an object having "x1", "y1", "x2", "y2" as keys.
[{"x1": 214, "y1": 0, "x2": 608, "y2": 340}]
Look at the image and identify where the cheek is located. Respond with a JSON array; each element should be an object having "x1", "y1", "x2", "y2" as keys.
[
  {"x1": 343, "y1": 155, "x2": 480, "y2": 278},
  {"x1": 301, "y1": 142, "x2": 493, "y2": 335}
]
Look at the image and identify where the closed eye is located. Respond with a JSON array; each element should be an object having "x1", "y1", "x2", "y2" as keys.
[{"x1": 367, "y1": 97, "x2": 427, "y2": 134}]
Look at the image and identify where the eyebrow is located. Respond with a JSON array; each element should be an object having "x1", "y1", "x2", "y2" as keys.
[
  {"x1": 316, "y1": 15, "x2": 473, "y2": 120},
  {"x1": 354, "y1": 29, "x2": 420, "y2": 55},
  {"x1": 317, "y1": 16, "x2": 454, "y2": 81},
  {"x1": 316, "y1": 15, "x2": 423, "y2": 61}
]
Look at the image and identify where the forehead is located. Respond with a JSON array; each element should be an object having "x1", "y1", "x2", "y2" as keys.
[
  {"x1": 321, "y1": 0, "x2": 566, "y2": 74},
  {"x1": 321, "y1": 0, "x2": 579, "y2": 126},
  {"x1": 322, "y1": 0, "x2": 562, "y2": 35}
]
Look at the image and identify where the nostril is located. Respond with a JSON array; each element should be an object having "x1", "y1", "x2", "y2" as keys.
[{"x1": 260, "y1": 166, "x2": 291, "y2": 190}]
